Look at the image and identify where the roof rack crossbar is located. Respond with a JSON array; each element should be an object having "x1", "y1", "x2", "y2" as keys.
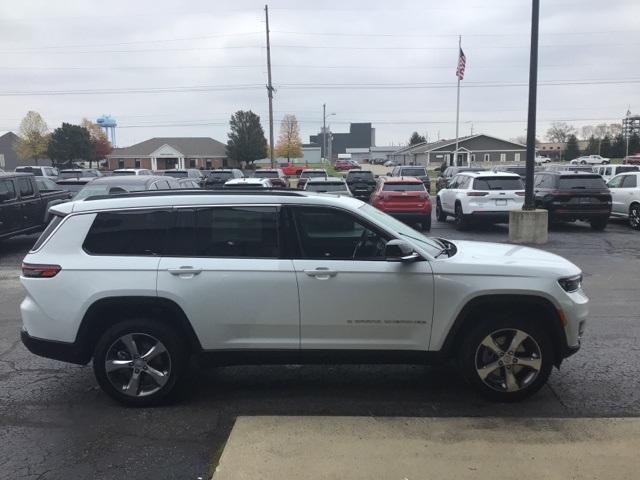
[{"x1": 83, "y1": 188, "x2": 306, "y2": 202}]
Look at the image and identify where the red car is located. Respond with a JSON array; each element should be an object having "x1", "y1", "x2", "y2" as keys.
[
  {"x1": 281, "y1": 163, "x2": 305, "y2": 176},
  {"x1": 370, "y1": 176, "x2": 432, "y2": 230},
  {"x1": 335, "y1": 160, "x2": 361, "y2": 171}
]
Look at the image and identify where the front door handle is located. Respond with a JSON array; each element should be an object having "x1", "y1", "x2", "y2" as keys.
[
  {"x1": 168, "y1": 267, "x2": 202, "y2": 276},
  {"x1": 304, "y1": 268, "x2": 338, "y2": 278}
]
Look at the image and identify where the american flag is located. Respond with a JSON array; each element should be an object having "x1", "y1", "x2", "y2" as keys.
[{"x1": 456, "y1": 48, "x2": 466, "y2": 81}]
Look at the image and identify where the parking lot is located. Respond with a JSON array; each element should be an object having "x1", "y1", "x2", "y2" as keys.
[{"x1": 1, "y1": 214, "x2": 639, "y2": 479}]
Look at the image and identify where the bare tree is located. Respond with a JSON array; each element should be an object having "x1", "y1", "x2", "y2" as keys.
[
  {"x1": 608, "y1": 123, "x2": 623, "y2": 137},
  {"x1": 546, "y1": 122, "x2": 576, "y2": 143},
  {"x1": 14, "y1": 111, "x2": 50, "y2": 165},
  {"x1": 580, "y1": 125, "x2": 595, "y2": 140}
]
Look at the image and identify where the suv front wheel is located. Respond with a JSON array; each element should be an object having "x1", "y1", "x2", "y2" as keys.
[
  {"x1": 458, "y1": 314, "x2": 554, "y2": 401},
  {"x1": 93, "y1": 319, "x2": 189, "y2": 406}
]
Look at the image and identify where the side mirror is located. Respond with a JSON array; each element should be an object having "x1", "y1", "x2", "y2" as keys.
[{"x1": 385, "y1": 239, "x2": 420, "y2": 262}]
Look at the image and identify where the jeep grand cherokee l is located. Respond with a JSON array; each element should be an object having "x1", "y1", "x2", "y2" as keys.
[{"x1": 20, "y1": 190, "x2": 587, "y2": 406}]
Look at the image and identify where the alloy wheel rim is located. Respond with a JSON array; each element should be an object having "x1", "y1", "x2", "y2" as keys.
[
  {"x1": 104, "y1": 333, "x2": 171, "y2": 397},
  {"x1": 474, "y1": 328, "x2": 542, "y2": 393}
]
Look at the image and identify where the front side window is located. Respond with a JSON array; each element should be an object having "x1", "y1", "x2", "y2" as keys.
[
  {"x1": 168, "y1": 207, "x2": 279, "y2": 258},
  {"x1": 622, "y1": 175, "x2": 638, "y2": 188},
  {"x1": 83, "y1": 210, "x2": 172, "y2": 256},
  {"x1": 291, "y1": 207, "x2": 388, "y2": 260},
  {"x1": 0, "y1": 179, "x2": 17, "y2": 201},
  {"x1": 607, "y1": 175, "x2": 624, "y2": 188},
  {"x1": 18, "y1": 178, "x2": 34, "y2": 196}
]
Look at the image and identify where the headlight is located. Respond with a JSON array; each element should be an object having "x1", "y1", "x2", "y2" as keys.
[{"x1": 558, "y1": 274, "x2": 582, "y2": 293}]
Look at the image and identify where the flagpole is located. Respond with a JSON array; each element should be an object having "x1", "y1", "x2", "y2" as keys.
[{"x1": 454, "y1": 35, "x2": 461, "y2": 167}]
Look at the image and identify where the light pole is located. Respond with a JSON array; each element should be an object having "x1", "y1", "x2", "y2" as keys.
[
  {"x1": 523, "y1": 0, "x2": 539, "y2": 211},
  {"x1": 322, "y1": 104, "x2": 335, "y2": 163}
]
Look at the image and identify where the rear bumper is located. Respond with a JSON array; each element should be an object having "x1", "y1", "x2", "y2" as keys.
[
  {"x1": 467, "y1": 211, "x2": 510, "y2": 223},
  {"x1": 21, "y1": 328, "x2": 89, "y2": 365},
  {"x1": 549, "y1": 208, "x2": 610, "y2": 220}
]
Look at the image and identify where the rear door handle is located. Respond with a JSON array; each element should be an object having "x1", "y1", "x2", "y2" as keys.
[
  {"x1": 168, "y1": 267, "x2": 202, "y2": 276},
  {"x1": 304, "y1": 268, "x2": 338, "y2": 278}
]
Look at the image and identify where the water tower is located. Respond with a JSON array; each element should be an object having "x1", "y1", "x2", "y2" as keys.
[{"x1": 96, "y1": 115, "x2": 117, "y2": 146}]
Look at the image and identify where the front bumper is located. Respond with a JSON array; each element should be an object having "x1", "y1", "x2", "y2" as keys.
[{"x1": 21, "y1": 328, "x2": 89, "y2": 365}]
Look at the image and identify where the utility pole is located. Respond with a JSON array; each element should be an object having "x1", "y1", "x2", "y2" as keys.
[
  {"x1": 323, "y1": 103, "x2": 326, "y2": 161},
  {"x1": 454, "y1": 35, "x2": 462, "y2": 167},
  {"x1": 265, "y1": 5, "x2": 275, "y2": 168},
  {"x1": 523, "y1": 0, "x2": 539, "y2": 211}
]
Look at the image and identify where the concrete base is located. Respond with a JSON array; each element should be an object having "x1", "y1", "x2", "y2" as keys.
[
  {"x1": 509, "y1": 209, "x2": 548, "y2": 244},
  {"x1": 212, "y1": 416, "x2": 640, "y2": 480}
]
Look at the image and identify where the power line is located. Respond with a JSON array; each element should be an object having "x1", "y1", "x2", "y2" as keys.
[{"x1": 272, "y1": 29, "x2": 640, "y2": 38}]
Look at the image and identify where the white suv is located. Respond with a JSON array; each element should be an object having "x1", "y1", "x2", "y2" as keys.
[
  {"x1": 20, "y1": 191, "x2": 587, "y2": 405},
  {"x1": 436, "y1": 171, "x2": 525, "y2": 229},
  {"x1": 607, "y1": 172, "x2": 640, "y2": 229}
]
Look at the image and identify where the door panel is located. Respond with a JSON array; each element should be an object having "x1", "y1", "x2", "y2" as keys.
[
  {"x1": 157, "y1": 206, "x2": 300, "y2": 350},
  {"x1": 157, "y1": 258, "x2": 299, "y2": 349},
  {"x1": 293, "y1": 259, "x2": 433, "y2": 350},
  {"x1": 0, "y1": 179, "x2": 21, "y2": 235},
  {"x1": 289, "y1": 206, "x2": 434, "y2": 351}
]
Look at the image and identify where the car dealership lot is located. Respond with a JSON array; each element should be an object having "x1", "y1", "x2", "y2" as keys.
[{"x1": 1, "y1": 216, "x2": 639, "y2": 479}]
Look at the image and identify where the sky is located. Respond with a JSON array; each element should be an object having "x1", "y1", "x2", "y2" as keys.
[{"x1": 0, "y1": 0, "x2": 638, "y2": 148}]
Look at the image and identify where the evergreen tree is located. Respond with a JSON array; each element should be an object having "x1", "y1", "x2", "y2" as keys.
[
  {"x1": 409, "y1": 132, "x2": 426, "y2": 145},
  {"x1": 564, "y1": 134, "x2": 580, "y2": 161},
  {"x1": 226, "y1": 111, "x2": 268, "y2": 165}
]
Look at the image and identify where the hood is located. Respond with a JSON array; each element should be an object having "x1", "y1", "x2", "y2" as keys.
[{"x1": 436, "y1": 239, "x2": 581, "y2": 279}]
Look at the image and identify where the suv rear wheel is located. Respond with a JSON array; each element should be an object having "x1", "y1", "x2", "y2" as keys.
[
  {"x1": 454, "y1": 203, "x2": 469, "y2": 230},
  {"x1": 93, "y1": 319, "x2": 189, "y2": 406},
  {"x1": 458, "y1": 314, "x2": 554, "y2": 401},
  {"x1": 436, "y1": 199, "x2": 447, "y2": 222},
  {"x1": 630, "y1": 204, "x2": 640, "y2": 230}
]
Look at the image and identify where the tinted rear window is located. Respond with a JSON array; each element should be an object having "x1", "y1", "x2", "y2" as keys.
[
  {"x1": 473, "y1": 177, "x2": 523, "y2": 190},
  {"x1": 347, "y1": 171, "x2": 374, "y2": 179},
  {"x1": 616, "y1": 166, "x2": 639, "y2": 174},
  {"x1": 207, "y1": 172, "x2": 233, "y2": 181},
  {"x1": 167, "y1": 207, "x2": 279, "y2": 258},
  {"x1": 399, "y1": 168, "x2": 427, "y2": 176},
  {"x1": 383, "y1": 183, "x2": 425, "y2": 191},
  {"x1": 83, "y1": 210, "x2": 172, "y2": 256},
  {"x1": 164, "y1": 171, "x2": 188, "y2": 178},
  {"x1": 16, "y1": 167, "x2": 43, "y2": 176},
  {"x1": 306, "y1": 183, "x2": 348, "y2": 192},
  {"x1": 558, "y1": 176, "x2": 607, "y2": 189}
]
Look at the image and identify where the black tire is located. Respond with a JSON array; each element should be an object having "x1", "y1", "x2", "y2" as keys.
[
  {"x1": 589, "y1": 216, "x2": 608, "y2": 231},
  {"x1": 580, "y1": 160, "x2": 587, "y2": 165},
  {"x1": 93, "y1": 319, "x2": 189, "y2": 407},
  {"x1": 630, "y1": 204, "x2": 640, "y2": 230},
  {"x1": 454, "y1": 203, "x2": 469, "y2": 231},
  {"x1": 436, "y1": 199, "x2": 447, "y2": 222},
  {"x1": 458, "y1": 313, "x2": 555, "y2": 402},
  {"x1": 422, "y1": 214, "x2": 432, "y2": 231}
]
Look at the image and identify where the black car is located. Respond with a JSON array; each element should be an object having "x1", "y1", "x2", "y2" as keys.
[
  {"x1": 436, "y1": 166, "x2": 487, "y2": 192},
  {"x1": 389, "y1": 166, "x2": 430, "y2": 192},
  {"x1": 345, "y1": 170, "x2": 376, "y2": 199},
  {"x1": 203, "y1": 169, "x2": 244, "y2": 189},
  {"x1": 493, "y1": 165, "x2": 530, "y2": 183},
  {"x1": 533, "y1": 172, "x2": 611, "y2": 230}
]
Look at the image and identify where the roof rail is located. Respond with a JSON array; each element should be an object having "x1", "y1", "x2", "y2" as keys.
[{"x1": 83, "y1": 188, "x2": 307, "y2": 202}]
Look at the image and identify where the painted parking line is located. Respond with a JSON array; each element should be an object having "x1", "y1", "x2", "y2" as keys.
[{"x1": 213, "y1": 416, "x2": 640, "y2": 480}]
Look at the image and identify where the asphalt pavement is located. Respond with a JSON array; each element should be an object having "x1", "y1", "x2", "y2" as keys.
[{"x1": 1, "y1": 215, "x2": 639, "y2": 479}]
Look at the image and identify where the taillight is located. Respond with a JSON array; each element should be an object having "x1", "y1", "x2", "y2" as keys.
[
  {"x1": 467, "y1": 192, "x2": 489, "y2": 197},
  {"x1": 516, "y1": 191, "x2": 526, "y2": 196},
  {"x1": 418, "y1": 192, "x2": 429, "y2": 200},
  {"x1": 22, "y1": 263, "x2": 61, "y2": 278}
]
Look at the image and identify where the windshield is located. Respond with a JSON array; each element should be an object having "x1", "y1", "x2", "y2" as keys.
[
  {"x1": 59, "y1": 171, "x2": 82, "y2": 178},
  {"x1": 74, "y1": 184, "x2": 148, "y2": 200},
  {"x1": 112, "y1": 171, "x2": 136, "y2": 176},
  {"x1": 383, "y1": 183, "x2": 425, "y2": 191},
  {"x1": 400, "y1": 168, "x2": 427, "y2": 176},
  {"x1": 558, "y1": 176, "x2": 607, "y2": 189},
  {"x1": 359, "y1": 203, "x2": 441, "y2": 256},
  {"x1": 306, "y1": 183, "x2": 348, "y2": 192},
  {"x1": 473, "y1": 177, "x2": 523, "y2": 190},
  {"x1": 301, "y1": 171, "x2": 326, "y2": 178}
]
